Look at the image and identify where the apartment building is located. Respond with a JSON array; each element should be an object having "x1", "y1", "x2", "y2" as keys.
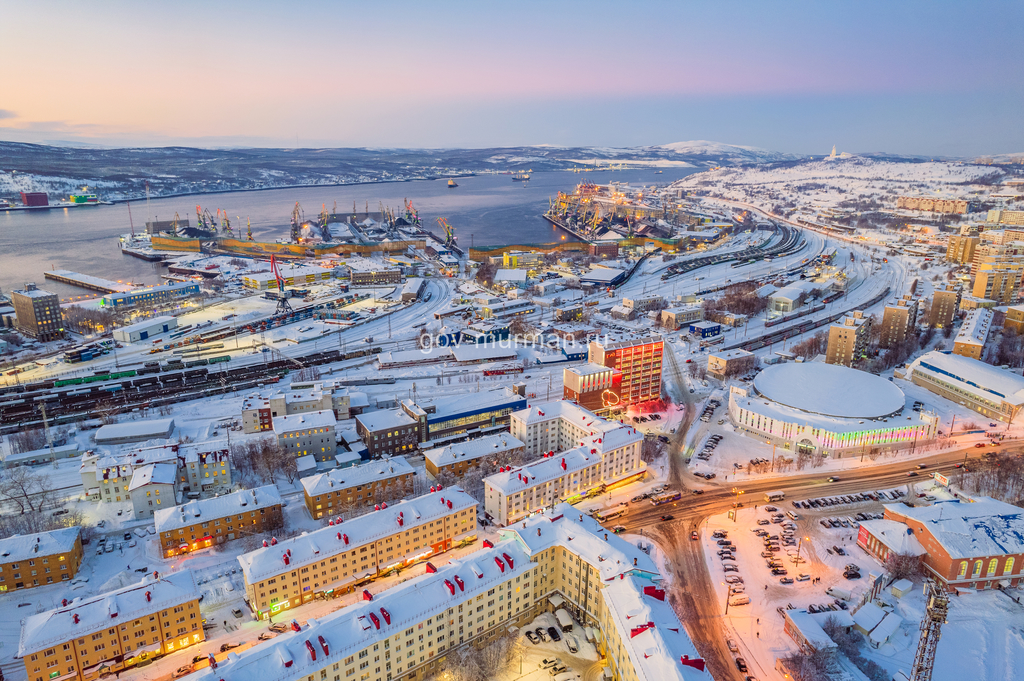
[
  {"x1": 179, "y1": 442, "x2": 233, "y2": 494},
  {"x1": 80, "y1": 448, "x2": 179, "y2": 503},
  {"x1": 987, "y1": 209, "x2": 1024, "y2": 226},
  {"x1": 423, "y1": 433, "x2": 525, "y2": 480},
  {"x1": 302, "y1": 457, "x2": 416, "y2": 519},
  {"x1": 12, "y1": 284, "x2": 64, "y2": 341},
  {"x1": 1005, "y1": 305, "x2": 1024, "y2": 334},
  {"x1": 128, "y1": 463, "x2": 178, "y2": 520},
  {"x1": 896, "y1": 196, "x2": 971, "y2": 214},
  {"x1": 707, "y1": 348, "x2": 756, "y2": 379},
  {"x1": 243, "y1": 383, "x2": 352, "y2": 434},
  {"x1": 660, "y1": 305, "x2": 703, "y2": 330},
  {"x1": 0, "y1": 528, "x2": 83, "y2": 592},
  {"x1": 622, "y1": 295, "x2": 665, "y2": 313},
  {"x1": 489, "y1": 403, "x2": 644, "y2": 525},
  {"x1": 825, "y1": 310, "x2": 871, "y2": 367},
  {"x1": 345, "y1": 258, "x2": 403, "y2": 286},
  {"x1": 972, "y1": 259, "x2": 1023, "y2": 304},
  {"x1": 155, "y1": 486, "x2": 284, "y2": 558},
  {"x1": 588, "y1": 334, "x2": 663, "y2": 407},
  {"x1": 194, "y1": 506, "x2": 710, "y2": 681},
  {"x1": 274, "y1": 410, "x2": 337, "y2": 463},
  {"x1": 237, "y1": 488, "x2": 479, "y2": 617},
  {"x1": 880, "y1": 295, "x2": 919, "y2": 348},
  {"x1": 563, "y1": 363, "x2": 623, "y2": 415},
  {"x1": 859, "y1": 497, "x2": 1024, "y2": 590},
  {"x1": 18, "y1": 570, "x2": 203, "y2": 681},
  {"x1": 945, "y1": 230, "x2": 979, "y2": 264},
  {"x1": 952, "y1": 308, "x2": 993, "y2": 360},
  {"x1": 354, "y1": 409, "x2": 419, "y2": 458},
  {"x1": 930, "y1": 285, "x2": 962, "y2": 329}
]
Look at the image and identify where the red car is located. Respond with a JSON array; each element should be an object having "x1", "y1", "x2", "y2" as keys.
[{"x1": 691, "y1": 531, "x2": 699, "y2": 541}]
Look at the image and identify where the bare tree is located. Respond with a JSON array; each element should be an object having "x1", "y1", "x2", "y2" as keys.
[
  {"x1": 884, "y1": 552, "x2": 922, "y2": 581},
  {"x1": 0, "y1": 466, "x2": 58, "y2": 514},
  {"x1": 8, "y1": 428, "x2": 47, "y2": 455}
]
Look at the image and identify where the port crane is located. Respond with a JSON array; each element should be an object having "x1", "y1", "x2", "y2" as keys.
[
  {"x1": 268, "y1": 255, "x2": 296, "y2": 314},
  {"x1": 245, "y1": 217, "x2": 254, "y2": 241},
  {"x1": 404, "y1": 199, "x2": 421, "y2": 228},
  {"x1": 218, "y1": 209, "x2": 232, "y2": 237},
  {"x1": 318, "y1": 204, "x2": 332, "y2": 240},
  {"x1": 436, "y1": 217, "x2": 457, "y2": 248},
  {"x1": 171, "y1": 212, "x2": 181, "y2": 237}
]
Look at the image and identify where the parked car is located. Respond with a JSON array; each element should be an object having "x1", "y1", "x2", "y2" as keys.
[
  {"x1": 220, "y1": 643, "x2": 240, "y2": 653},
  {"x1": 727, "y1": 639, "x2": 739, "y2": 652},
  {"x1": 780, "y1": 577, "x2": 794, "y2": 584},
  {"x1": 691, "y1": 531, "x2": 699, "y2": 541},
  {"x1": 525, "y1": 630, "x2": 539, "y2": 645},
  {"x1": 796, "y1": 573, "x2": 810, "y2": 582},
  {"x1": 536, "y1": 628, "x2": 548, "y2": 642},
  {"x1": 736, "y1": 658, "x2": 748, "y2": 673},
  {"x1": 547, "y1": 627, "x2": 562, "y2": 642},
  {"x1": 723, "y1": 565, "x2": 739, "y2": 573},
  {"x1": 540, "y1": 658, "x2": 561, "y2": 669},
  {"x1": 565, "y1": 634, "x2": 579, "y2": 654},
  {"x1": 232, "y1": 608, "x2": 244, "y2": 619},
  {"x1": 172, "y1": 665, "x2": 195, "y2": 679}
]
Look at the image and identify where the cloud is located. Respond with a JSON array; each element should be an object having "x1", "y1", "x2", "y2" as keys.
[{"x1": 0, "y1": 109, "x2": 16, "y2": 120}]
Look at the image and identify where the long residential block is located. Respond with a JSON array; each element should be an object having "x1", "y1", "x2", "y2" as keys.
[
  {"x1": 238, "y1": 488, "x2": 478, "y2": 617},
  {"x1": 18, "y1": 570, "x2": 203, "y2": 681},
  {"x1": 155, "y1": 485, "x2": 284, "y2": 558}
]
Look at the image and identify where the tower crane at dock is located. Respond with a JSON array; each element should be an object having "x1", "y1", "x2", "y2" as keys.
[
  {"x1": 290, "y1": 202, "x2": 303, "y2": 242},
  {"x1": 437, "y1": 217, "x2": 457, "y2": 248}
]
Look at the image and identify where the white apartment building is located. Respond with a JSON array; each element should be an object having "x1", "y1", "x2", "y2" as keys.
[
  {"x1": 192, "y1": 505, "x2": 710, "y2": 681},
  {"x1": 81, "y1": 448, "x2": 179, "y2": 503},
  {"x1": 488, "y1": 402, "x2": 644, "y2": 525},
  {"x1": 243, "y1": 383, "x2": 352, "y2": 433},
  {"x1": 128, "y1": 463, "x2": 178, "y2": 519}
]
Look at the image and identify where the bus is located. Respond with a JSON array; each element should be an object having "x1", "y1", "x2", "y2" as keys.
[
  {"x1": 595, "y1": 508, "x2": 627, "y2": 523},
  {"x1": 651, "y1": 491, "x2": 682, "y2": 506},
  {"x1": 763, "y1": 491, "x2": 785, "y2": 502}
]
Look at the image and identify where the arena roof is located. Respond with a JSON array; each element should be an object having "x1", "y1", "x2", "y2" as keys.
[{"x1": 753, "y1": 362, "x2": 905, "y2": 419}]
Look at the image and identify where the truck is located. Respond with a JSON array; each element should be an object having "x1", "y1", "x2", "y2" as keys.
[{"x1": 826, "y1": 586, "x2": 852, "y2": 601}]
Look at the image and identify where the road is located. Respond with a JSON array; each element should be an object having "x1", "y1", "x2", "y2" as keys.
[{"x1": 608, "y1": 442, "x2": 1002, "y2": 681}]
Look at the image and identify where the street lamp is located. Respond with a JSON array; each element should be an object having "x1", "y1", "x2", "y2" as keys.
[
  {"x1": 731, "y1": 488, "x2": 744, "y2": 522},
  {"x1": 794, "y1": 536, "x2": 809, "y2": 566},
  {"x1": 722, "y1": 581, "x2": 731, "y2": 616}
]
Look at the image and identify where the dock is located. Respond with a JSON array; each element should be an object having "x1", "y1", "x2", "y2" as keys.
[{"x1": 44, "y1": 270, "x2": 136, "y2": 294}]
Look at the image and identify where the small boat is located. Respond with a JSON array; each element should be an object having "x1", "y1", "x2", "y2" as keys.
[{"x1": 448, "y1": 179, "x2": 458, "y2": 188}]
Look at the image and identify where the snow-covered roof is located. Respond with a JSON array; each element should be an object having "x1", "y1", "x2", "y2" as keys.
[
  {"x1": 784, "y1": 609, "x2": 838, "y2": 651},
  {"x1": 199, "y1": 543, "x2": 530, "y2": 681},
  {"x1": 500, "y1": 505, "x2": 658, "y2": 582},
  {"x1": 449, "y1": 344, "x2": 518, "y2": 363},
  {"x1": 354, "y1": 408, "x2": 416, "y2": 433},
  {"x1": 302, "y1": 456, "x2": 414, "y2": 496},
  {"x1": 423, "y1": 433, "x2": 524, "y2": 468},
  {"x1": 907, "y1": 351, "x2": 1024, "y2": 408},
  {"x1": 376, "y1": 346, "x2": 453, "y2": 366},
  {"x1": 92, "y1": 446, "x2": 179, "y2": 479},
  {"x1": 870, "y1": 612, "x2": 903, "y2": 645},
  {"x1": 709, "y1": 348, "x2": 754, "y2": 361},
  {"x1": 154, "y1": 485, "x2": 282, "y2": 534},
  {"x1": 94, "y1": 418, "x2": 175, "y2": 444},
  {"x1": 602, "y1": 575, "x2": 712, "y2": 681},
  {"x1": 0, "y1": 527, "x2": 80, "y2": 564},
  {"x1": 237, "y1": 487, "x2": 477, "y2": 584},
  {"x1": 859, "y1": 519, "x2": 927, "y2": 557},
  {"x1": 853, "y1": 602, "x2": 886, "y2": 633},
  {"x1": 127, "y1": 463, "x2": 177, "y2": 492},
  {"x1": 591, "y1": 333, "x2": 662, "y2": 351},
  {"x1": 272, "y1": 409, "x2": 337, "y2": 433},
  {"x1": 115, "y1": 315, "x2": 177, "y2": 334},
  {"x1": 579, "y1": 267, "x2": 625, "y2": 283},
  {"x1": 954, "y1": 308, "x2": 993, "y2": 348},
  {"x1": 344, "y1": 257, "x2": 399, "y2": 273},
  {"x1": 18, "y1": 570, "x2": 199, "y2": 656},
  {"x1": 565, "y1": 362, "x2": 618, "y2": 378},
  {"x1": 483, "y1": 447, "x2": 600, "y2": 496},
  {"x1": 753, "y1": 363, "x2": 905, "y2": 418},
  {"x1": 494, "y1": 269, "x2": 528, "y2": 283},
  {"x1": 884, "y1": 496, "x2": 1024, "y2": 560}
]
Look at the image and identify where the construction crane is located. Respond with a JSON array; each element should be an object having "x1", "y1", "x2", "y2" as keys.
[
  {"x1": 908, "y1": 580, "x2": 949, "y2": 681},
  {"x1": 290, "y1": 202, "x2": 303, "y2": 242},
  {"x1": 436, "y1": 217, "x2": 456, "y2": 248}
]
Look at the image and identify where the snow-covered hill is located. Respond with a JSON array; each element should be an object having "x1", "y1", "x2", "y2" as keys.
[{"x1": 657, "y1": 140, "x2": 796, "y2": 164}]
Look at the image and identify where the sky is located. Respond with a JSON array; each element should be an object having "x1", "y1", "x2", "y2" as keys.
[{"x1": 0, "y1": 0, "x2": 1021, "y2": 156}]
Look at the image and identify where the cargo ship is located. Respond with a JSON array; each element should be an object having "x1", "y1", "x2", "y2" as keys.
[
  {"x1": 447, "y1": 179, "x2": 458, "y2": 188},
  {"x1": 512, "y1": 171, "x2": 531, "y2": 182},
  {"x1": 69, "y1": 191, "x2": 99, "y2": 204}
]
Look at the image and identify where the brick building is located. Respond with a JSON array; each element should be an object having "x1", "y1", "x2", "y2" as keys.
[
  {"x1": 825, "y1": 310, "x2": 870, "y2": 367},
  {"x1": 858, "y1": 497, "x2": 1024, "y2": 590},
  {"x1": 273, "y1": 410, "x2": 337, "y2": 462},
  {"x1": 588, "y1": 334, "x2": 663, "y2": 407},
  {"x1": 930, "y1": 285, "x2": 962, "y2": 329},
  {"x1": 880, "y1": 296, "x2": 919, "y2": 348}
]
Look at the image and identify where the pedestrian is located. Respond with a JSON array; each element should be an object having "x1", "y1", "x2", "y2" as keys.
[
  {"x1": 756, "y1": 632, "x2": 760, "y2": 638},
  {"x1": 757, "y1": 618, "x2": 760, "y2": 624},
  {"x1": 127, "y1": 564, "x2": 130, "y2": 571},
  {"x1": 223, "y1": 620, "x2": 227, "y2": 628}
]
